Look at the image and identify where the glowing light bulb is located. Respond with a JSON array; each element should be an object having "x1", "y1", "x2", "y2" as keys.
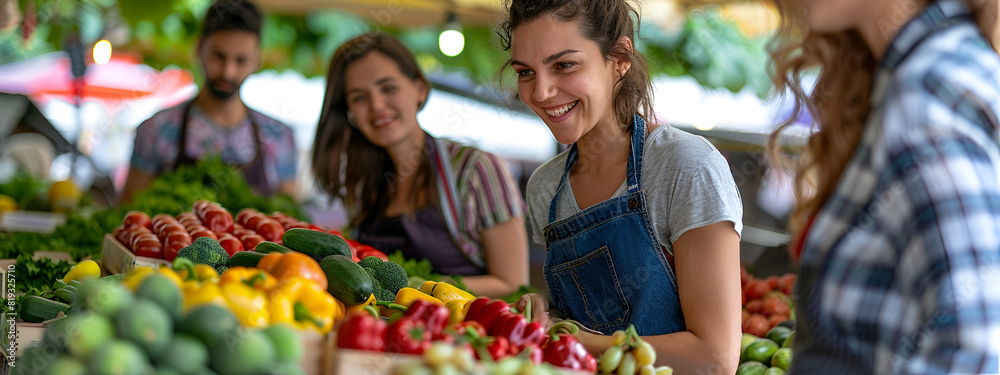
[
  {"x1": 439, "y1": 30, "x2": 465, "y2": 57},
  {"x1": 93, "y1": 40, "x2": 112, "y2": 65}
]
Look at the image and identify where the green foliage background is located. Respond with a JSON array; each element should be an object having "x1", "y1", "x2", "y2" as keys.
[{"x1": 1, "y1": 0, "x2": 771, "y2": 98}]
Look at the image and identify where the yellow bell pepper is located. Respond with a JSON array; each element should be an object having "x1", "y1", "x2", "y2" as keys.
[
  {"x1": 424, "y1": 281, "x2": 475, "y2": 304},
  {"x1": 394, "y1": 287, "x2": 444, "y2": 307},
  {"x1": 269, "y1": 277, "x2": 343, "y2": 333},
  {"x1": 221, "y1": 281, "x2": 270, "y2": 328},
  {"x1": 63, "y1": 260, "x2": 101, "y2": 283},
  {"x1": 121, "y1": 266, "x2": 183, "y2": 291},
  {"x1": 183, "y1": 281, "x2": 226, "y2": 311},
  {"x1": 445, "y1": 298, "x2": 472, "y2": 324},
  {"x1": 346, "y1": 293, "x2": 376, "y2": 316},
  {"x1": 122, "y1": 267, "x2": 155, "y2": 291},
  {"x1": 220, "y1": 267, "x2": 277, "y2": 291},
  {"x1": 155, "y1": 266, "x2": 184, "y2": 288}
]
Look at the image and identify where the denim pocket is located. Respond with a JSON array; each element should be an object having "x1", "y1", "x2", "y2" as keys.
[{"x1": 547, "y1": 246, "x2": 630, "y2": 332}]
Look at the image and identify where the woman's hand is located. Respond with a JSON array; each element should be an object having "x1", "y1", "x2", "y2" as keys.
[{"x1": 516, "y1": 293, "x2": 551, "y2": 328}]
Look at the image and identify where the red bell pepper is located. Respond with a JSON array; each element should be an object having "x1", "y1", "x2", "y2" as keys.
[
  {"x1": 448, "y1": 320, "x2": 487, "y2": 338},
  {"x1": 483, "y1": 335, "x2": 510, "y2": 361},
  {"x1": 464, "y1": 298, "x2": 511, "y2": 332},
  {"x1": 336, "y1": 311, "x2": 386, "y2": 352},
  {"x1": 385, "y1": 316, "x2": 431, "y2": 355},
  {"x1": 404, "y1": 299, "x2": 451, "y2": 339},
  {"x1": 491, "y1": 297, "x2": 546, "y2": 349},
  {"x1": 541, "y1": 321, "x2": 597, "y2": 372},
  {"x1": 519, "y1": 343, "x2": 544, "y2": 365}
]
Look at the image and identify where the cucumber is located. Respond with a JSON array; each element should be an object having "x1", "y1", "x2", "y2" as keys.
[
  {"x1": 254, "y1": 241, "x2": 292, "y2": 254},
  {"x1": 319, "y1": 255, "x2": 374, "y2": 306},
  {"x1": 282, "y1": 228, "x2": 351, "y2": 261},
  {"x1": 54, "y1": 286, "x2": 77, "y2": 304},
  {"x1": 229, "y1": 251, "x2": 269, "y2": 268},
  {"x1": 21, "y1": 296, "x2": 71, "y2": 323}
]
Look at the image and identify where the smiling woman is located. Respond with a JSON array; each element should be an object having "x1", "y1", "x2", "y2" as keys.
[
  {"x1": 498, "y1": 0, "x2": 744, "y2": 372},
  {"x1": 311, "y1": 32, "x2": 529, "y2": 298}
]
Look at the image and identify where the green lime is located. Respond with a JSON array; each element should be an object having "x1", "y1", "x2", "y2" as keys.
[
  {"x1": 771, "y1": 347, "x2": 792, "y2": 370},
  {"x1": 740, "y1": 333, "x2": 759, "y2": 362},
  {"x1": 743, "y1": 339, "x2": 779, "y2": 365},
  {"x1": 735, "y1": 361, "x2": 768, "y2": 375},
  {"x1": 782, "y1": 331, "x2": 795, "y2": 348},
  {"x1": 262, "y1": 324, "x2": 304, "y2": 364},
  {"x1": 766, "y1": 326, "x2": 792, "y2": 347},
  {"x1": 40, "y1": 355, "x2": 86, "y2": 375},
  {"x1": 88, "y1": 339, "x2": 151, "y2": 375},
  {"x1": 764, "y1": 367, "x2": 786, "y2": 375}
]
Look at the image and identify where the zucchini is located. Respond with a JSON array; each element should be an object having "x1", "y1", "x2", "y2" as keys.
[
  {"x1": 282, "y1": 228, "x2": 351, "y2": 261},
  {"x1": 228, "y1": 251, "x2": 268, "y2": 268},
  {"x1": 253, "y1": 241, "x2": 292, "y2": 254},
  {"x1": 21, "y1": 296, "x2": 71, "y2": 323},
  {"x1": 319, "y1": 255, "x2": 373, "y2": 306}
]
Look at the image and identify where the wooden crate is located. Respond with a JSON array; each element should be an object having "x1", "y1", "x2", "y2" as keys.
[
  {"x1": 0, "y1": 313, "x2": 49, "y2": 359},
  {"x1": 100, "y1": 233, "x2": 171, "y2": 275}
]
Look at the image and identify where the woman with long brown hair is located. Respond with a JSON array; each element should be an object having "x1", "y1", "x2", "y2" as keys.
[
  {"x1": 769, "y1": 0, "x2": 1000, "y2": 372},
  {"x1": 311, "y1": 32, "x2": 528, "y2": 298},
  {"x1": 504, "y1": 0, "x2": 744, "y2": 371}
]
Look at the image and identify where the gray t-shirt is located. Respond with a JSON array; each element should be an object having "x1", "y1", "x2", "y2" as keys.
[{"x1": 526, "y1": 125, "x2": 743, "y2": 255}]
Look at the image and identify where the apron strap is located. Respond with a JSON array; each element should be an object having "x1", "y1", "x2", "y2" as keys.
[{"x1": 548, "y1": 114, "x2": 648, "y2": 223}]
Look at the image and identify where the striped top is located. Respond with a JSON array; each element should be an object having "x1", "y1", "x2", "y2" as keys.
[{"x1": 437, "y1": 137, "x2": 526, "y2": 269}]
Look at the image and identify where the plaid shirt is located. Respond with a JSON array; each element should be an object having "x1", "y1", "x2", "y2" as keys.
[{"x1": 791, "y1": 1, "x2": 1000, "y2": 374}]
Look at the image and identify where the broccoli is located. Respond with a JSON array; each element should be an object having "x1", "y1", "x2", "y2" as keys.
[
  {"x1": 362, "y1": 267, "x2": 378, "y2": 284},
  {"x1": 373, "y1": 261, "x2": 408, "y2": 294},
  {"x1": 177, "y1": 237, "x2": 230, "y2": 267},
  {"x1": 358, "y1": 256, "x2": 383, "y2": 269},
  {"x1": 373, "y1": 287, "x2": 396, "y2": 303},
  {"x1": 214, "y1": 265, "x2": 229, "y2": 275}
]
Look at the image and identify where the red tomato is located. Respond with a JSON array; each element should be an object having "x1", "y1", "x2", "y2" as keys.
[
  {"x1": 740, "y1": 266, "x2": 750, "y2": 288},
  {"x1": 164, "y1": 232, "x2": 192, "y2": 261},
  {"x1": 244, "y1": 215, "x2": 267, "y2": 231},
  {"x1": 150, "y1": 214, "x2": 174, "y2": 232},
  {"x1": 743, "y1": 314, "x2": 770, "y2": 337},
  {"x1": 113, "y1": 224, "x2": 130, "y2": 246},
  {"x1": 133, "y1": 238, "x2": 163, "y2": 258},
  {"x1": 188, "y1": 227, "x2": 218, "y2": 241},
  {"x1": 284, "y1": 222, "x2": 310, "y2": 230},
  {"x1": 202, "y1": 209, "x2": 234, "y2": 233},
  {"x1": 192, "y1": 200, "x2": 214, "y2": 215},
  {"x1": 256, "y1": 221, "x2": 285, "y2": 242},
  {"x1": 217, "y1": 233, "x2": 244, "y2": 256},
  {"x1": 177, "y1": 212, "x2": 202, "y2": 227},
  {"x1": 783, "y1": 282, "x2": 795, "y2": 296},
  {"x1": 157, "y1": 226, "x2": 187, "y2": 243},
  {"x1": 768, "y1": 314, "x2": 790, "y2": 329},
  {"x1": 778, "y1": 274, "x2": 796, "y2": 294},
  {"x1": 356, "y1": 247, "x2": 388, "y2": 261},
  {"x1": 744, "y1": 281, "x2": 773, "y2": 301},
  {"x1": 765, "y1": 275, "x2": 780, "y2": 290},
  {"x1": 741, "y1": 310, "x2": 750, "y2": 326},
  {"x1": 123, "y1": 211, "x2": 151, "y2": 229},
  {"x1": 242, "y1": 234, "x2": 265, "y2": 251},
  {"x1": 745, "y1": 299, "x2": 763, "y2": 314},
  {"x1": 124, "y1": 227, "x2": 153, "y2": 248},
  {"x1": 235, "y1": 208, "x2": 260, "y2": 226},
  {"x1": 761, "y1": 297, "x2": 790, "y2": 317}
]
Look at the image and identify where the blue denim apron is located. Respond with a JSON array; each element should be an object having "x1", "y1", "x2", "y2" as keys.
[{"x1": 543, "y1": 115, "x2": 685, "y2": 336}]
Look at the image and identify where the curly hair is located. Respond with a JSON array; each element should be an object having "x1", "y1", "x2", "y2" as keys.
[{"x1": 767, "y1": 0, "x2": 998, "y2": 238}]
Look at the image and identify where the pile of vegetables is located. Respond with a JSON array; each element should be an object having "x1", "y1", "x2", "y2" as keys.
[{"x1": 0, "y1": 157, "x2": 307, "y2": 260}]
